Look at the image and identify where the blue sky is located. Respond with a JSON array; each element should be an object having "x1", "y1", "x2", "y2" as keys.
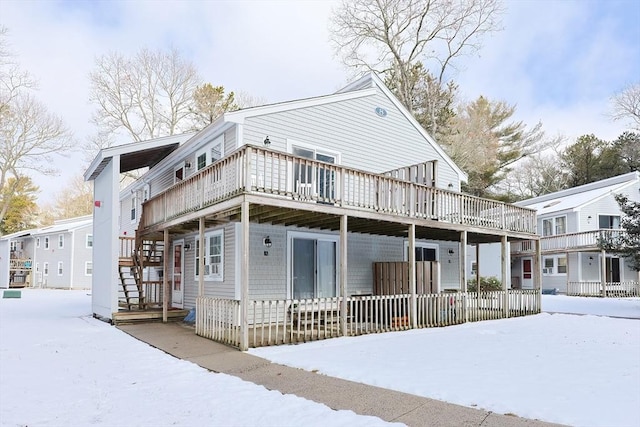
[{"x1": 1, "y1": 0, "x2": 639, "y2": 204}]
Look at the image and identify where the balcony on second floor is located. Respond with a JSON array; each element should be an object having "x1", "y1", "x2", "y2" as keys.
[
  {"x1": 510, "y1": 229, "x2": 625, "y2": 255},
  {"x1": 139, "y1": 145, "x2": 537, "y2": 238}
]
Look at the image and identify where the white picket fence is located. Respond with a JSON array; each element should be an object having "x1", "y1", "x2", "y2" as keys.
[
  {"x1": 567, "y1": 281, "x2": 640, "y2": 297},
  {"x1": 196, "y1": 289, "x2": 542, "y2": 349}
]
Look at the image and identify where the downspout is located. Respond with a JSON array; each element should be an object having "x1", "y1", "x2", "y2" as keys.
[{"x1": 69, "y1": 230, "x2": 75, "y2": 289}]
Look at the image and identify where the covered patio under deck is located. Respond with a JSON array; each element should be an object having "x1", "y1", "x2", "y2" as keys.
[{"x1": 136, "y1": 145, "x2": 542, "y2": 350}]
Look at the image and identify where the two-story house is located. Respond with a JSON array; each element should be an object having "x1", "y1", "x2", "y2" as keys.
[
  {"x1": 0, "y1": 216, "x2": 93, "y2": 289},
  {"x1": 85, "y1": 73, "x2": 541, "y2": 350},
  {"x1": 510, "y1": 172, "x2": 640, "y2": 296}
]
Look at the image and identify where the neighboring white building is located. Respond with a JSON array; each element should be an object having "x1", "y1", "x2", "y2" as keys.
[
  {"x1": 0, "y1": 216, "x2": 93, "y2": 289},
  {"x1": 510, "y1": 172, "x2": 640, "y2": 294}
]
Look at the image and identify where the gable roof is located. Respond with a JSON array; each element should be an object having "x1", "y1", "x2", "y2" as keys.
[
  {"x1": 84, "y1": 133, "x2": 195, "y2": 181},
  {"x1": 337, "y1": 73, "x2": 467, "y2": 182},
  {"x1": 85, "y1": 73, "x2": 467, "y2": 183},
  {"x1": 515, "y1": 171, "x2": 640, "y2": 216},
  {"x1": 0, "y1": 216, "x2": 93, "y2": 241}
]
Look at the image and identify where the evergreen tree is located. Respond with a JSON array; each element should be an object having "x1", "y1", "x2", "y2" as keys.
[{"x1": 599, "y1": 194, "x2": 640, "y2": 271}]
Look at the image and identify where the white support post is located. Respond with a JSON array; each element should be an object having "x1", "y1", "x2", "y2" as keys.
[
  {"x1": 601, "y1": 249, "x2": 607, "y2": 298},
  {"x1": 409, "y1": 223, "x2": 417, "y2": 329},
  {"x1": 476, "y1": 244, "x2": 481, "y2": 306},
  {"x1": 240, "y1": 200, "x2": 250, "y2": 351},
  {"x1": 340, "y1": 215, "x2": 348, "y2": 337},
  {"x1": 460, "y1": 231, "x2": 468, "y2": 323},
  {"x1": 198, "y1": 217, "x2": 205, "y2": 297},
  {"x1": 534, "y1": 239, "x2": 542, "y2": 311},
  {"x1": 566, "y1": 251, "x2": 570, "y2": 295},
  {"x1": 501, "y1": 235, "x2": 508, "y2": 318},
  {"x1": 162, "y1": 229, "x2": 169, "y2": 323}
]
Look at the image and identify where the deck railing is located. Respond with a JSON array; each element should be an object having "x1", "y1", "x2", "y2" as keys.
[
  {"x1": 9, "y1": 259, "x2": 32, "y2": 270},
  {"x1": 196, "y1": 289, "x2": 541, "y2": 348},
  {"x1": 511, "y1": 229, "x2": 626, "y2": 254},
  {"x1": 567, "y1": 281, "x2": 639, "y2": 297},
  {"x1": 140, "y1": 145, "x2": 536, "y2": 234}
]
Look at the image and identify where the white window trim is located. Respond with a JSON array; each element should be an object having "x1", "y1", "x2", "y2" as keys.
[
  {"x1": 85, "y1": 261, "x2": 93, "y2": 276},
  {"x1": 174, "y1": 162, "x2": 186, "y2": 184},
  {"x1": 403, "y1": 241, "x2": 439, "y2": 262},
  {"x1": 130, "y1": 194, "x2": 137, "y2": 224},
  {"x1": 58, "y1": 234, "x2": 64, "y2": 249},
  {"x1": 597, "y1": 214, "x2": 621, "y2": 230},
  {"x1": 86, "y1": 234, "x2": 93, "y2": 248},
  {"x1": 35, "y1": 262, "x2": 40, "y2": 272},
  {"x1": 194, "y1": 229, "x2": 224, "y2": 282},
  {"x1": 196, "y1": 135, "x2": 224, "y2": 171},
  {"x1": 286, "y1": 230, "x2": 340, "y2": 300},
  {"x1": 44, "y1": 237, "x2": 50, "y2": 250},
  {"x1": 57, "y1": 261, "x2": 63, "y2": 276},
  {"x1": 542, "y1": 255, "x2": 567, "y2": 276},
  {"x1": 542, "y1": 215, "x2": 567, "y2": 236},
  {"x1": 36, "y1": 237, "x2": 40, "y2": 248},
  {"x1": 43, "y1": 262, "x2": 49, "y2": 276}
]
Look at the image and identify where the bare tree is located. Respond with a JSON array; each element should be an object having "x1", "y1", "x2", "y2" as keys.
[
  {"x1": 0, "y1": 27, "x2": 72, "y2": 232},
  {"x1": 499, "y1": 152, "x2": 569, "y2": 200},
  {"x1": 610, "y1": 83, "x2": 640, "y2": 131},
  {"x1": 330, "y1": 0, "x2": 504, "y2": 115},
  {"x1": 47, "y1": 175, "x2": 94, "y2": 220},
  {"x1": 87, "y1": 47, "x2": 202, "y2": 153}
]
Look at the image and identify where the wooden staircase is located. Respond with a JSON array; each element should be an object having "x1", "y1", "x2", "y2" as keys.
[{"x1": 118, "y1": 235, "x2": 165, "y2": 311}]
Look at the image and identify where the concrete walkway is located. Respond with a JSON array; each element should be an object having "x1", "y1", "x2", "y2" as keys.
[{"x1": 119, "y1": 322, "x2": 564, "y2": 427}]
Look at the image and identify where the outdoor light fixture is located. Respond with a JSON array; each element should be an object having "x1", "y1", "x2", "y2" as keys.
[
  {"x1": 263, "y1": 136, "x2": 271, "y2": 146},
  {"x1": 447, "y1": 183, "x2": 454, "y2": 189},
  {"x1": 587, "y1": 215, "x2": 592, "y2": 224},
  {"x1": 448, "y1": 249, "x2": 455, "y2": 255},
  {"x1": 263, "y1": 236, "x2": 272, "y2": 247},
  {"x1": 184, "y1": 243, "x2": 191, "y2": 251},
  {"x1": 185, "y1": 161, "x2": 192, "y2": 169}
]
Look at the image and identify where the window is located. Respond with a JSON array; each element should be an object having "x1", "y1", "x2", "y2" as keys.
[
  {"x1": 44, "y1": 237, "x2": 50, "y2": 250},
  {"x1": 471, "y1": 261, "x2": 477, "y2": 276},
  {"x1": 36, "y1": 237, "x2": 40, "y2": 248},
  {"x1": 10, "y1": 241, "x2": 16, "y2": 252},
  {"x1": 290, "y1": 142, "x2": 340, "y2": 200},
  {"x1": 404, "y1": 242, "x2": 439, "y2": 262},
  {"x1": 43, "y1": 262, "x2": 49, "y2": 276},
  {"x1": 85, "y1": 262, "x2": 93, "y2": 276},
  {"x1": 542, "y1": 216, "x2": 566, "y2": 236},
  {"x1": 196, "y1": 135, "x2": 224, "y2": 171},
  {"x1": 599, "y1": 215, "x2": 620, "y2": 229},
  {"x1": 57, "y1": 262, "x2": 63, "y2": 276},
  {"x1": 86, "y1": 234, "x2": 93, "y2": 248},
  {"x1": 35, "y1": 263, "x2": 40, "y2": 272},
  {"x1": 542, "y1": 256, "x2": 567, "y2": 275},
  {"x1": 174, "y1": 164, "x2": 185, "y2": 183},
  {"x1": 195, "y1": 230, "x2": 224, "y2": 281},
  {"x1": 58, "y1": 234, "x2": 64, "y2": 249},
  {"x1": 557, "y1": 256, "x2": 567, "y2": 274},
  {"x1": 130, "y1": 195, "x2": 137, "y2": 222}
]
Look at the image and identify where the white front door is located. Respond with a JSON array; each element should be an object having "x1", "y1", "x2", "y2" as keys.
[
  {"x1": 522, "y1": 257, "x2": 533, "y2": 289},
  {"x1": 172, "y1": 240, "x2": 184, "y2": 308}
]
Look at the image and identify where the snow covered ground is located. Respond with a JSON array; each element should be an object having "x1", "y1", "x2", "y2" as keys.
[
  {"x1": 251, "y1": 295, "x2": 640, "y2": 427},
  {"x1": 0, "y1": 290, "x2": 395, "y2": 427},
  {"x1": 2, "y1": 291, "x2": 639, "y2": 427}
]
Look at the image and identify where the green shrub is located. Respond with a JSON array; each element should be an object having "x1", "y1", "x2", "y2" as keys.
[{"x1": 467, "y1": 276, "x2": 502, "y2": 292}]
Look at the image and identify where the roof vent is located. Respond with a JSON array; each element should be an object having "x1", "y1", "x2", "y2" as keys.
[{"x1": 542, "y1": 200, "x2": 561, "y2": 209}]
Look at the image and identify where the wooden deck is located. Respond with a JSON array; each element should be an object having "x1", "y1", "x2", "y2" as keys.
[
  {"x1": 138, "y1": 145, "x2": 537, "y2": 241},
  {"x1": 112, "y1": 308, "x2": 189, "y2": 325}
]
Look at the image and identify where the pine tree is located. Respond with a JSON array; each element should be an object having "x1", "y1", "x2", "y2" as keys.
[{"x1": 599, "y1": 194, "x2": 640, "y2": 271}]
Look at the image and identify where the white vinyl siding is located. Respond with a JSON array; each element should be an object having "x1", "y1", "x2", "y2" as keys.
[
  {"x1": 57, "y1": 261, "x2": 63, "y2": 276},
  {"x1": 85, "y1": 262, "x2": 93, "y2": 276},
  {"x1": 43, "y1": 262, "x2": 49, "y2": 276},
  {"x1": 195, "y1": 135, "x2": 224, "y2": 171},
  {"x1": 86, "y1": 234, "x2": 93, "y2": 248},
  {"x1": 542, "y1": 216, "x2": 567, "y2": 236},
  {"x1": 241, "y1": 89, "x2": 460, "y2": 190}
]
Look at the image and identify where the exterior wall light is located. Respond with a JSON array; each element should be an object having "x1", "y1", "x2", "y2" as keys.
[{"x1": 263, "y1": 236, "x2": 272, "y2": 247}]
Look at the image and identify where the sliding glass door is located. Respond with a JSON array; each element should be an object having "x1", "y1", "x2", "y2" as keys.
[{"x1": 291, "y1": 237, "x2": 337, "y2": 300}]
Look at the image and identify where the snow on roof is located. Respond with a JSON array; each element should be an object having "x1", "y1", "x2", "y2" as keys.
[
  {"x1": 516, "y1": 172, "x2": 639, "y2": 216},
  {"x1": 31, "y1": 218, "x2": 92, "y2": 236}
]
